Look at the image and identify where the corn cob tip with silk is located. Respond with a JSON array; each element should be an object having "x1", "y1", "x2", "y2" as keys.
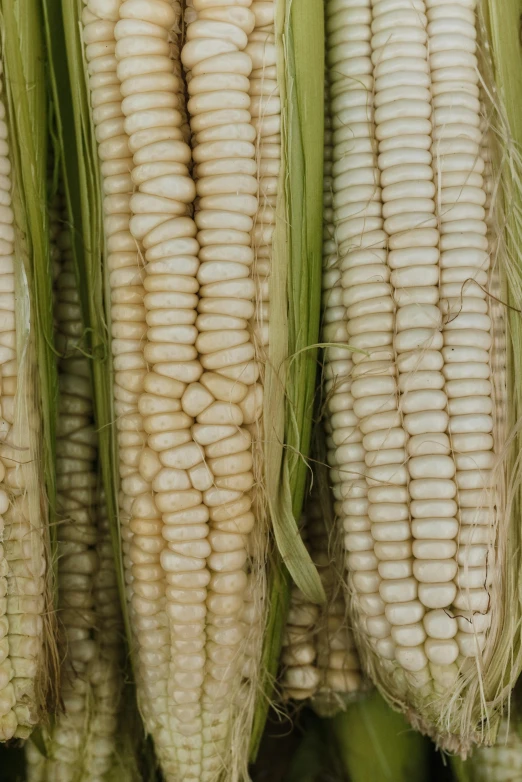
[
  {"x1": 322, "y1": 0, "x2": 522, "y2": 752},
  {"x1": 78, "y1": 0, "x2": 325, "y2": 778}
]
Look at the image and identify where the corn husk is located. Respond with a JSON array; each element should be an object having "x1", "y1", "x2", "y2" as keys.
[
  {"x1": 38, "y1": 0, "x2": 146, "y2": 775},
  {"x1": 0, "y1": 0, "x2": 58, "y2": 738},
  {"x1": 249, "y1": 0, "x2": 326, "y2": 760}
]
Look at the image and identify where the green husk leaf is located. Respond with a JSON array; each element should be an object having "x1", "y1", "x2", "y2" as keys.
[
  {"x1": 0, "y1": 0, "x2": 59, "y2": 721},
  {"x1": 250, "y1": 0, "x2": 325, "y2": 759},
  {"x1": 265, "y1": 0, "x2": 325, "y2": 605},
  {"x1": 41, "y1": 0, "x2": 130, "y2": 647},
  {"x1": 1, "y1": 0, "x2": 57, "y2": 537},
  {"x1": 333, "y1": 691, "x2": 432, "y2": 782}
]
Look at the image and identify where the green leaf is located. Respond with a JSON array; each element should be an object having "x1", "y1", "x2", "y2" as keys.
[
  {"x1": 41, "y1": 0, "x2": 131, "y2": 648},
  {"x1": 251, "y1": 0, "x2": 326, "y2": 759},
  {"x1": 1, "y1": 0, "x2": 57, "y2": 543}
]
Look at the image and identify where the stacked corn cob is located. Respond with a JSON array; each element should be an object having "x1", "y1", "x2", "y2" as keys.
[{"x1": 323, "y1": 0, "x2": 511, "y2": 749}]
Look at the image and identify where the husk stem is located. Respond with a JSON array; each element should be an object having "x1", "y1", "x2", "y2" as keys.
[
  {"x1": 249, "y1": 0, "x2": 326, "y2": 759},
  {"x1": 332, "y1": 690, "x2": 432, "y2": 782}
]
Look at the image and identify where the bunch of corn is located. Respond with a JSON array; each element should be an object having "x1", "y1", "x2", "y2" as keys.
[
  {"x1": 322, "y1": 0, "x2": 522, "y2": 751},
  {"x1": 25, "y1": 184, "x2": 125, "y2": 780},
  {"x1": 70, "y1": 0, "x2": 326, "y2": 779}
]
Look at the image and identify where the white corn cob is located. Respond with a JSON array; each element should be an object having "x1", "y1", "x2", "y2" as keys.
[
  {"x1": 281, "y1": 578, "x2": 321, "y2": 700},
  {"x1": 82, "y1": 0, "x2": 276, "y2": 778},
  {"x1": 324, "y1": 0, "x2": 504, "y2": 748},
  {"x1": 307, "y1": 499, "x2": 362, "y2": 701},
  {"x1": 0, "y1": 58, "x2": 48, "y2": 742}
]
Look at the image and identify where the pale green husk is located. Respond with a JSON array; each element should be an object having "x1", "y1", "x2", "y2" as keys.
[
  {"x1": 42, "y1": 0, "x2": 127, "y2": 641},
  {"x1": 250, "y1": 0, "x2": 326, "y2": 759},
  {"x1": 0, "y1": 0, "x2": 58, "y2": 726}
]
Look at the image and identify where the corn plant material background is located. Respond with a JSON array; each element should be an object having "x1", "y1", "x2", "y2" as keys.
[
  {"x1": 321, "y1": 0, "x2": 522, "y2": 753},
  {"x1": 0, "y1": 0, "x2": 59, "y2": 739}
]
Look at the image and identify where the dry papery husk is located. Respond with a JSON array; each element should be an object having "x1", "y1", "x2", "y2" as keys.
[{"x1": 345, "y1": 0, "x2": 522, "y2": 756}]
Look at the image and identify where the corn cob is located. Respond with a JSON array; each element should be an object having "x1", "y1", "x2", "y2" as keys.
[
  {"x1": 323, "y1": 0, "x2": 517, "y2": 750},
  {"x1": 81, "y1": 1, "x2": 271, "y2": 778},
  {"x1": 77, "y1": 0, "x2": 327, "y2": 773},
  {"x1": 25, "y1": 187, "x2": 123, "y2": 780}
]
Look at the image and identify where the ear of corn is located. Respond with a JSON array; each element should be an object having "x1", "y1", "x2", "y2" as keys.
[
  {"x1": 0, "y1": 0, "x2": 59, "y2": 741},
  {"x1": 44, "y1": 0, "x2": 127, "y2": 644},
  {"x1": 43, "y1": 0, "x2": 328, "y2": 778},
  {"x1": 321, "y1": 0, "x2": 522, "y2": 752}
]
